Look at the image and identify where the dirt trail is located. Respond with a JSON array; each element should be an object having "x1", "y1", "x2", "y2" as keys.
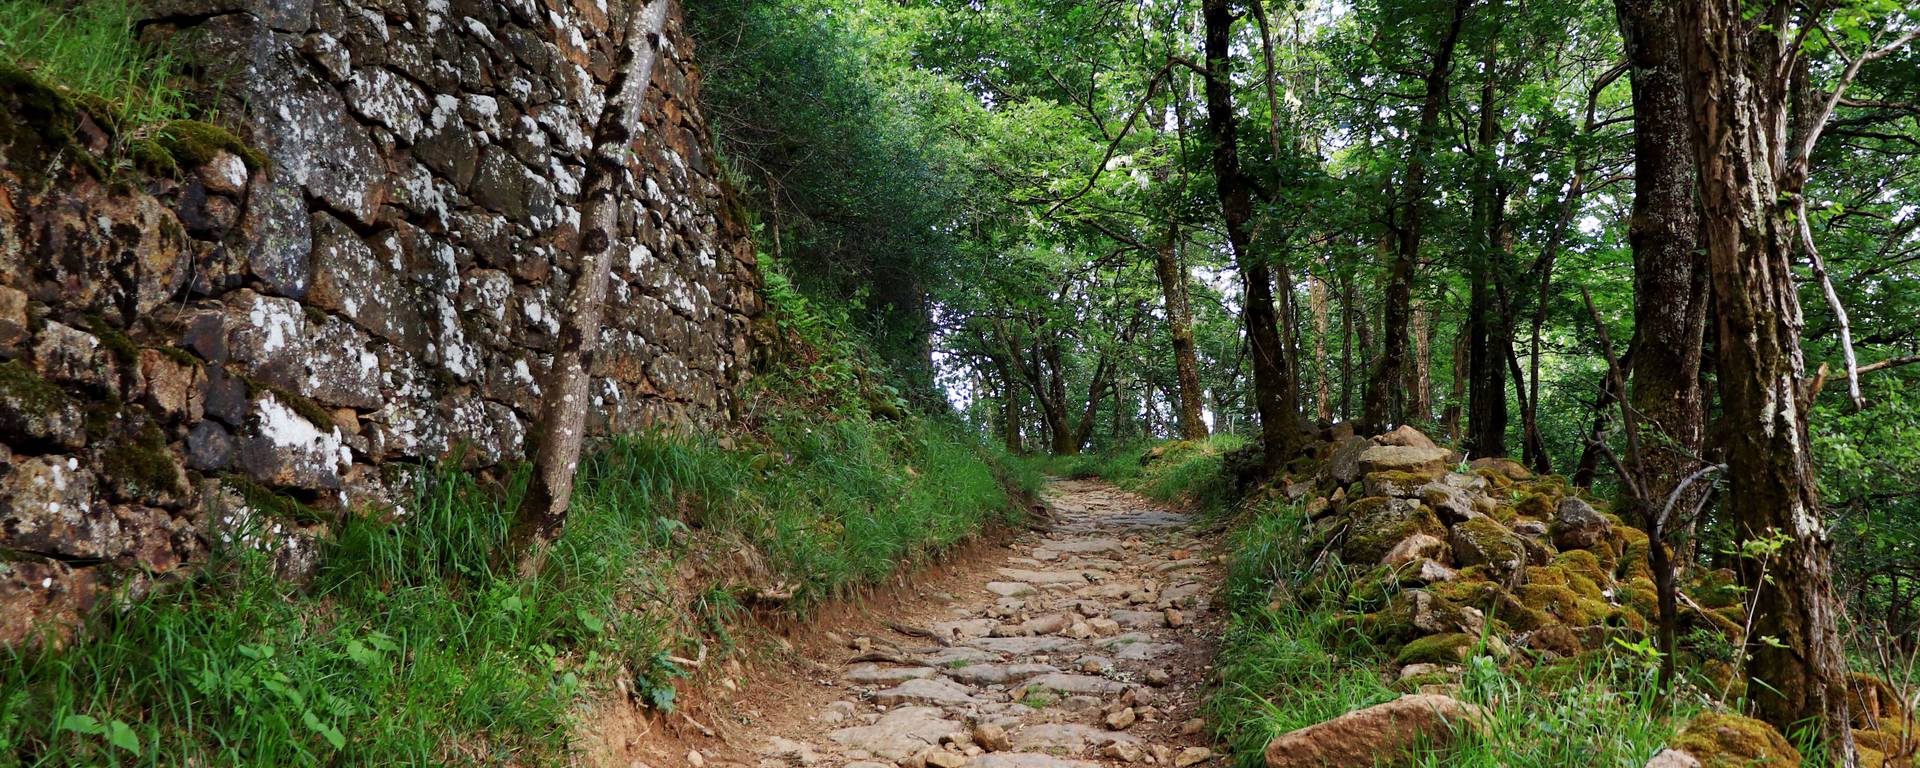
[{"x1": 678, "y1": 478, "x2": 1227, "y2": 768}]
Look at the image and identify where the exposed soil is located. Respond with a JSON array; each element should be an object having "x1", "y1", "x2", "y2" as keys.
[{"x1": 585, "y1": 478, "x2": 1227, "y2": 768}]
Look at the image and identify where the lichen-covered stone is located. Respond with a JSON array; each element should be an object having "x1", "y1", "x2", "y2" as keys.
[
  {"x1": 1341, "y1": 497, "x2": 1446, "y2": 566},
  {"x1": 1550, "y1": 496, "x2": 1612, "y2": 551},
  {"x1": 0, "y1": 0, "x2": 758, "y2": 640},
  {"x1": 0, "y1": 456, "x2": 114, "y2": 559},
  {"x1": 235, "y1": 392, "x2": 352, "y2": 490},
  {"x1": 1449, "y1": 517, "x2": 1526, "y2": 582},
  {"x1": 0, "y1": 360, "x2": 86, "y2": 449}
]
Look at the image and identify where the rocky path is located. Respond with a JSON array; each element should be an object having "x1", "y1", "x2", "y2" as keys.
[{"x1": 736, "y1": 479, "x2": 1225, "y2": 768}]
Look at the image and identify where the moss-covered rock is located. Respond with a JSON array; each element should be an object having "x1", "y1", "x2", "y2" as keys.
[
  {"x1": 1549, "y1": 549, "x2": 1610, "y2": 587},
  {"x1": 1612, "y1": 525, "x2": 1655, "y2": 582},
  {"x1": 1339, "y1": 496, "x2": 1446, "y2": 565},
  {"x1": 1667, "y1": 712, "x2": 1800, "y2": 768},
  {"x1": 154, "y1": 119, "x2": 268, "y2": 172},
  {"x1": 1449, "y1": 516, "x2": 1526, "y2": 581},
  {"x1": 1514, "y1": 583, "x2": 1611, "y2": 627},
  {"x1": 1394, "y1": 632, "x2": 1481, "y2": 665},
  {"x1": 1362, "y1": 469, "x2": 1439, "y2": 498}
]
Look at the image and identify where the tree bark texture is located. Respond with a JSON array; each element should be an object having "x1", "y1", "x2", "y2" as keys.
[
  {"x1": 1677, "y1": 0, "x2": 1857, "y2": 756},
  {"x1": 1618, "y1": 0, "x2": 1709, "y2": 523}
]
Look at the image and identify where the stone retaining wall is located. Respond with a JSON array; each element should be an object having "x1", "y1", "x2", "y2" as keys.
[{"x1": 0, "y1": 0, "x2": 758, "y2": 642}]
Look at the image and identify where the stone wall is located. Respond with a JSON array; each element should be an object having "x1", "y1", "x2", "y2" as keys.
[{"x1": 0, "y1": 0, "x2": 758, "y2": 643}]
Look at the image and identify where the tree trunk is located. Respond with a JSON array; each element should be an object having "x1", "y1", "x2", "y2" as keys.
[
  {"x1": 1408, "y1": 300, "x2": 1433, "y2": 424},
  {"x1": 1368, "y1": 0, "x2": 1474, "y2": 433},
  {"x1": 1618, "y1": 0, "x2": 1708, "y2": 522},
  {"x1": 513, "y1": 0, "x2": 673, "y2": 565},
  {"x1": 1678, "y1": 0, "x2": 1857, "y2": 756},
  {"x1": 1311, "y1": 267, "x2": 1333, "y2": 422},
  {"x1": 1203, "y1": 0, "x2": 1299, "y2": 470},
  {"x1": 1153, "y1": 226, "x2": 1210, "y2": 439},
  {"x1": 1467, "y1": 61, "x2": 1510, "y2": 459}
]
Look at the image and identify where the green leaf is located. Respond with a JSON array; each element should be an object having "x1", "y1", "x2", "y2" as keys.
[
  {"x1": 104, "y1": 720, "x2": 141, "y2": 756},
  {"x1": 59, "y1": 714, "x2": 103, "y2": 735},
  {"x1": 303, "y1": 710, "x2": 346, "y2": 750}
]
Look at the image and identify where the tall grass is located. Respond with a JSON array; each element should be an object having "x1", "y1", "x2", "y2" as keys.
[{"x1": 0, "y1": 0, "x2": 193, "y2": 125}]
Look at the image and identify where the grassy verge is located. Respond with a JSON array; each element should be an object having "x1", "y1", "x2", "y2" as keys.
[{"x1": 0, "y1": 0, "x2": 192, "y2": 126}]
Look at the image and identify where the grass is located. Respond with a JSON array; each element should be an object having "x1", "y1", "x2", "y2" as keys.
[
  {"x1": 1025, "y1": 434, "x2": 1249, "y2": 512},
  {"x1": 0, "y1": 0, "x2": 193, "y2": 126},
  {"x1": 0, "y1": 407, "x2": 1024, "y2": 766},
  {"x1": 1200, "y1": 476, "x2": 1685, "y2": 768}
]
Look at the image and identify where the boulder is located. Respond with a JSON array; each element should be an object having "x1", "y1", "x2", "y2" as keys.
[
  {"x1": 1359, "y1": 446, "x2": 1451, "y2": 476},
  {"x1": 1341, "y1": 497, "x2": 1446, "y2": 565},
  {"x1": 1375, "y1": 426, "x2": 1438, "y2": 450},
  {"x1": 1262, "y1": 694, "x2": 1487, "y2": 768},
  {"x1": 1662, "y1": 712, "x2": 1800, "y2": 768},
  {"x1": 1449, "y1": 517, "x2": 1527, "y2": 582},
  {"x1": 1328, "y1": 436, "x2": 1374, "y2": 486},
  {"x1": 1550, "y1": 497, "x2": 1613, "y2": 551},
  {"x1": 1381, "y1": 533, "x2": 1448, "y2": 567},
  {"x1": 1469, "y1": 457, "x2": 1532, "y2": 482}
]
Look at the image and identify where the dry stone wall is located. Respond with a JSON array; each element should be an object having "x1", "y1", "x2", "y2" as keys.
[{"x1": 0, "y1": 0, "x2": 758, "y2": 643}]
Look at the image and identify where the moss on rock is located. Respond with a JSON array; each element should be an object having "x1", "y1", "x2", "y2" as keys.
[
  {"x1": 1668, "y1": 712, "x2": 1800, "y2": 768},
  {"x1": 1395, "y1": 632, "x2": 1479, "y2": 665},
  {"x1": 155, "y1": 119, "x2": 268, "y2": 172},
  {"x1": 1514, "y1": 583, "x2": 1610, "y2": 627},
  {"x1": 1340, "y1": 496, "x2": 1446, "y2": 565}
]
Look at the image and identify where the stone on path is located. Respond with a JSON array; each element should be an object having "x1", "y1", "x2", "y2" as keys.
[
  {"x1": 1019, "y1": 672, "x2": 1130, "y2": 696},
  {"x1": 969, "y1": 755, "x2": 1102, "y2": 768},
  {"x1": 875, "y1": 677, "x2": 979, "y2": 706},
  {"x1": 829, "y1": 707, "x2": 961, "y2": 761},
  {"x1": 986, "y1": 581, "x2": 1036, "y2": 597},
  {"x1": 1262, "y1": 694, "x2": 1487, "y2": 768},
  {"x1": 843, "y1": 663, "x2": 937, "y2": 685},
  {"x1": 1011, "y1": 723, "x2": 1141, "y2": 754},
  {"x1": 945, "y1": 662, "x2": 1059, "y2": 686}
]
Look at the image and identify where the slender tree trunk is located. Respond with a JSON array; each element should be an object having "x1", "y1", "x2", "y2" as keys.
[
  {"x1": 513, "y1": 0, "x2": 673, "y2": 564},
  {"x1": 1154, "y1": 225, "x2": 1210, "y2": 439},
  {"x1": 1678, "y1": 0, "x2": 1856, "y2": 756},
  {"x1": 1408, "y1": 300, "x2": 1433, "y2": 424},
  {"x1": 1203, "y1": 0, "x2": 1300, "y2": 470},
  {"x1": 1444, "y1": 330, "x2": 1468, "y2": 442},
  {"x1": 1340, "y1": 266, "x2": 1355, "y2": 421},
  {"x1": 1618, "y1": 0, "x2": 1708, "y2": 521},
  {"x1": 1368, "y1": 0, "x2": 1474, "y2": 433},
  {"x1": 1311, "y1": 268, "x2": 1333, "y2": 422}
]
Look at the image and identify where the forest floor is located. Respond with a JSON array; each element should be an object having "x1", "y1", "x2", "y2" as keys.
[{"x1": 600, "y1": 479, "x2": 1228, "y2": 768}]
